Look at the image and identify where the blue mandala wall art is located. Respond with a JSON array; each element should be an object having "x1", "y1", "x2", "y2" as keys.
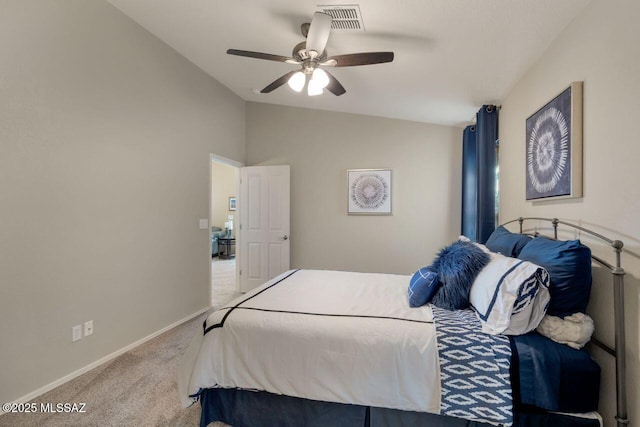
[{"x1": 525, "y1": 82, "x2": 583, "y2": 201}]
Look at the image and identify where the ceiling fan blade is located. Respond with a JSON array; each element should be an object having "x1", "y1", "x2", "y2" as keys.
[
  {"x1": 323, "y1": 70, "x2": 346, "y2": 96},
  {"x1": 305, "y1": 12, "x2": 332, "y2": 57},
  {"x1": 227, "y1": 49, "x2": 297, "y2": 64},
  {"x1": 260, "y1": 70, "x2": 299, "y2": 93},
  {"x1": 324, "y1": 52, "x2": 394, "y2": 67}
]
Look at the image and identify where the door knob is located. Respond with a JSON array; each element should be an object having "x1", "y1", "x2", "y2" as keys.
[{"x1": 280, "y1": 235, "x2": 289, "y2": 241}]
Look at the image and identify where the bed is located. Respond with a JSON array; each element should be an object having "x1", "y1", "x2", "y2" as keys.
[{"x1": 178, "y1": 217, "x2": 628, "y2": 427}]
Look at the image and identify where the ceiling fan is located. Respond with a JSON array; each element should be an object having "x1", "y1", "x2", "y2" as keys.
[{"x1": 226, "y1": 12, "x2": 394, "y2": 96}]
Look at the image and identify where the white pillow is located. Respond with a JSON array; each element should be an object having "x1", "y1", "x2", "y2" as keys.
[
  {"x1": 470, "y1": 251, "x2": 550, "y2": 335},
  {"x1": 458, "y1": 235, "x2": 491, "y2": 253}
]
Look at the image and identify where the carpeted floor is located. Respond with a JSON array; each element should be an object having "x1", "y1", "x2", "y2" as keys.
[{"x1": 0, "y1": 259, "x2": 240, "y2": 427}]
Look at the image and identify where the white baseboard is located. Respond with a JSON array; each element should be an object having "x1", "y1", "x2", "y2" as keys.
[{"x1": 1, "y1": 306, "x2": 211, "y2": 415}]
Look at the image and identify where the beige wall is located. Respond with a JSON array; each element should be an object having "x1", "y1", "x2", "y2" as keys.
[
  {"x1": 498, "y1": 0, "x2": 639, "y2": 425},
  {"x1": 246, "y1": 103, "x2": 462, "y2": 275},
  {"x1": 211, "y1": 162, "x2": 238, "y2": 230},
  {"x1": 5, "y1": 0, "x2": 634, "y2": 421},
  {"x1": 0, "y1": 0, "x2": 245, "y2": 405}
]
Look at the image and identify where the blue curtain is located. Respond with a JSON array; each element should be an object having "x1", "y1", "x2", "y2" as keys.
[
  {"x1": 461, "y1": 105, "x2": 498, "y2": 243},
  {"x1": 461, "y1": 125, "x2": 477, "y2": 240}
]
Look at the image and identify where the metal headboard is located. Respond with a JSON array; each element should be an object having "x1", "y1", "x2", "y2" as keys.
[{"x1": 502, "y1": 217, "x2": 628, "y2": 427}]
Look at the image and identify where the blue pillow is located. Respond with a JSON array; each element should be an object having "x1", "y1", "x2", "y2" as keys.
[
  {"x1": 485, "y1": 225, "x2": 532, "y2": 257},
  {"x1": 408, "y1": 268, "x2": 439, "y2": 307},
  {"x1": 429, "y1": 241, "x2": 490, "y2": 310},
  {"x1": 518, "y1": 236, "x2": 592, "y2": 317}
]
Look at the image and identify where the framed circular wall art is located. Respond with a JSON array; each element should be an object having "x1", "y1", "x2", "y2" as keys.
[
  {"x1": 525, "y1": 81, "x2": 583, "y2": 201},
  {"x1": 347, "y1": 169, "x2": 392, "y2": 215}
]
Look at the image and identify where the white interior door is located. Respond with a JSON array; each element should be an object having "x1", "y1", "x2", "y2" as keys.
[{"x1": 239, "y1": 165, "x2": 290, "y2": 292}]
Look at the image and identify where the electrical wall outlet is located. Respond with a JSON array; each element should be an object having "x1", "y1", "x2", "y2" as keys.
[
  {"x1": 72, "y1": 325, "x2": 82, "y2": 342},
  {"x1": 84, "y1": 320, "x2": 93, "y2": 336}
]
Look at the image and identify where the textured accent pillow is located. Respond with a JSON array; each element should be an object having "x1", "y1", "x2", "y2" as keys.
[
  {"x1": 536, "y1": 313, "x2": 594, "y2": 349},
  {"x1": 518, "y1": 237, "x2": 592, "y2": 317},
  {"x1": 470, "y1": 251, "x2": 550, "y2": 335},
  {"x1": 485, "y1": 225, "x2": 532, "y2": 257},
  {"x1": 408, "y1": 268, "x2": 439, "y2": 307},
  {"x1": 429, "y1": 241, "x2": 490, "y2": 310}
]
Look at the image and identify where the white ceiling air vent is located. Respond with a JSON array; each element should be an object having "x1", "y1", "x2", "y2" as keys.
[{"x1": 317, "y1": 4, "x2": 365, "y2": 32}]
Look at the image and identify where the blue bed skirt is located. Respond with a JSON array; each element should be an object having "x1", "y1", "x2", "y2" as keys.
[{"x1": 199, "y1": 388, "x2": 600, "y2": 427}]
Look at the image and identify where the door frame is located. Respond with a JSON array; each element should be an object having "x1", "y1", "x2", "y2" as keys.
[{"x1": 209, "y1": 153, "x2": 244, "y2": 305}]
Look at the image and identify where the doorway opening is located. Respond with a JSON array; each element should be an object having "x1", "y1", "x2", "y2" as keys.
[{"x1": 210, "y1": 154, "x2": 242, "y2": 309}]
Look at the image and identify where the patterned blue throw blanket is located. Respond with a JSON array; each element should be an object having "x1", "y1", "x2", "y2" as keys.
[{"x1": 432, "y1": 307, "x2": 513, "y2": 426}]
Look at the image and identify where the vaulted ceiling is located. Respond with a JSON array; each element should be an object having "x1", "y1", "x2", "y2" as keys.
[{"x1": 108, "y1": 0, "x2": 591, "y2": 127}]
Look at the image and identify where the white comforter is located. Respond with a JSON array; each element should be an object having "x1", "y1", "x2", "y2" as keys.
[{"x1": 178, "y1": 269, "x2": 441, "y2": 413}]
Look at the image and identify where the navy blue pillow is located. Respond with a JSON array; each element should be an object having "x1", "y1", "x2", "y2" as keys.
[
  {"x1": 408, "y1": 268, "x2": 439, "y2": 307},
  {"x1": 429, "y1": 241, "x2": 490, "y2": 310},
  {"x1": 485, "y1": 225, "x2": 532, "y2": 257},
  {"x1": 518, "y1": 236, "x2": 592, "y2": 317}
]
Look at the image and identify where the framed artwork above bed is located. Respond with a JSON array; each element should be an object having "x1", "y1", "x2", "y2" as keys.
[
  {"x1": 525, "y1": 81, "x2": 583, "y2": 201},
  {"x1": 347, "y1": 168, "x2": 392, "y2": 215}
]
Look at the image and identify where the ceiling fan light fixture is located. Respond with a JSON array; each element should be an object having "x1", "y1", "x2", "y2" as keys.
[
  {"x1": 307, "y1": 79, "x2": 324, "y2": 96},
  {"x1": 287, "y1": 71, "x2": 306, "y2": 92},
  {"x1": 311, "y1": 68, "x2": 329, "y2": 89},
  {"x1": 226, "y1": 10, "x2": 393, "y2": 97}
]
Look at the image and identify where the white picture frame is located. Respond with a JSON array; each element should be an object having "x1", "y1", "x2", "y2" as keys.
[{"x1": 347, "y1": 169, "x2": 392, "y2": 215}]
